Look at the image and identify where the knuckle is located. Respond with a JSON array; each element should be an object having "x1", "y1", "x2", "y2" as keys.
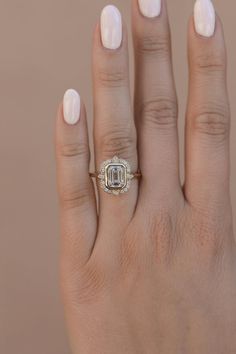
[
  {"x1": 60, "y1": 186, "x2": 91, "y2": 211},
  {"x1": 188, "y1": 206, "x2": 233, "y2": 262},
  {"x1": 193, "y1": 110, "x2": 230, "y2": 140},
  {"x1": 58, "y1": 142, "x2": 89, "y2": 159},
  {"x1": 120, "y1": 229, "x2": 140, "y2": 272},
  {"x1": 194, "y1": 53, "x2": 225, "y2": 74},
  {"x1": 98, "y1": 67, "x2": 128, "y2": 88},
  {"x1": 62, "y1": 260, "x2": 107, "y2": 305},
  {"x1": 148, "y1": 211, "x2": 176, "y2": 265},
  {"x1": 140, "y1": 98, "x2": 178, "y2": 130},
  {"x1": 100, "y1": 130, "x2": 136, "y2": 159},
  {"x1": 77, "y1": 262, "x2": 107, "y2": 304},
  {"x1": 136, "y1": 35, "x2": 170, "y2": 57},
  {"x1": 193, "y1": 218, "x2": 227, "y2": 260}
]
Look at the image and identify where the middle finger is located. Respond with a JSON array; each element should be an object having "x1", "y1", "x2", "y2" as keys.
[{"x1": 132, "y1": 0, "x2": 181, "y2": 206}]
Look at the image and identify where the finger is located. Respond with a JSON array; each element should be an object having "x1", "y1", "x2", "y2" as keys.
[
  {"x1": 93, "y1": 6, "x2": 138, "y2": 232},
  {"x1": 132, "y1": 0, "x2": 181, "y2": 204},
  {"x1": 185, "y1": 1, "x2": 230, "y2": 208},
  {"x1": 56, "y1": 89, "x2": 97, "y2": 269}
]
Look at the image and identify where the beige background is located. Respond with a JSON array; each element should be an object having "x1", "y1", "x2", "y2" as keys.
[{"x1": 1, "y1": 0, "x2": 235, "y2": 353}]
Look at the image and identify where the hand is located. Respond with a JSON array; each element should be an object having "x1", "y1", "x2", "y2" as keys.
[{"x1": 55, "y1": 0, "x2": 236, "y2": 353}]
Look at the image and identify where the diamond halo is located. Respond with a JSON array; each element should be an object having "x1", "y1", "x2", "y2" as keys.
[{"x1": 98, "y1": 156, "x2": 134, "y2": 195}]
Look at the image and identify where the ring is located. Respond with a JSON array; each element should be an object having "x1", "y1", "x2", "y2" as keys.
[{"x1": 89, "y1": 156, "x2": 141, "y2": 195}]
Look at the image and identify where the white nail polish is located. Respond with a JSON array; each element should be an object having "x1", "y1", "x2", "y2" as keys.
[
  {"x1": 138, "y1": 0, "x2": 161, "y2": 18},
  {"x1": 100, "y1": 5, "x2": 122, "y2": 50},
  {"x1": 194, "y1": 0, "x2": 215, "y2": 37},
  {"x1": 63, "y1": 89, "x2": 81, "y2": 125}
]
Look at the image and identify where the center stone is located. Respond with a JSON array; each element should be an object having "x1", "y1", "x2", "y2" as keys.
[{"x1": 105, "y1": 163, "x2": 127, "y2": 190}]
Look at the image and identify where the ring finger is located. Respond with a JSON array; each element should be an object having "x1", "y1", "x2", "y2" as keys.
[{"x1": 93, "y1": 5, "x2": 138, "y2": 235}]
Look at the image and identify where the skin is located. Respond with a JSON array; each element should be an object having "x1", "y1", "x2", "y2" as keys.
[{"x1": 55, "y1": 1, "x2": 236, "y2": 353}]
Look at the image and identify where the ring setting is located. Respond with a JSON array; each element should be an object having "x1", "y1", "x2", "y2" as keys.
[{"x1": 90, "y1": 156, "x2": 141, "y2": 195}]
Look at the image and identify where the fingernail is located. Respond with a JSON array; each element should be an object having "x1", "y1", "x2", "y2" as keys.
[
  {"x1": 100, "y1": 5, "x2": 122, "y2": 50},
  {"x1": 138, "y1": 0, "x2": 161, "y2": 18},
  {"x1": 63, "y1": 89, "x2": 81, "y2": 125},
  {"x1": 194, "y1": 0, "x2": 215, "y2": 37}
]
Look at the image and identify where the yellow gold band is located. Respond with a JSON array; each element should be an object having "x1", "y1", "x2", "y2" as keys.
[{"x1": 89, "y1": 171, "x2": 142, "y2": 178}]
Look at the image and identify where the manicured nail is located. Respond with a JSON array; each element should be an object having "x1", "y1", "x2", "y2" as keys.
[
  {"x1": 194, "y1": 0, "x2": 215, "y2": 37},
  {"x1": 100, "y1": 5, "x2": 122, "y2": 50},
  {"x1": 63, "y1": 89, "x2": 81, "y2": 125},
  {"x1": 138, "y1": 0, "x2": 161, "y2": 18}
]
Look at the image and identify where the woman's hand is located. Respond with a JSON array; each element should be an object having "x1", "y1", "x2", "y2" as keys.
[{"x1": 55, "y1": 0, "x2": 236, "y2": 353}]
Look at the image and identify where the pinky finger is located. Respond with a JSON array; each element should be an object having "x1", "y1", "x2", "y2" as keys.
[{"x1": 56, "y1": 89, "x2": 97, "y2": 272}]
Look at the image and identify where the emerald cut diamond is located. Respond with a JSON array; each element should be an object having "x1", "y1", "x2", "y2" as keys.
[
  {"x1": 105, "y1": 163, "x2": 127, "y2": 190},
  {"x1": 98, "y1": 156, "x2": 133, "y2": 195}
]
